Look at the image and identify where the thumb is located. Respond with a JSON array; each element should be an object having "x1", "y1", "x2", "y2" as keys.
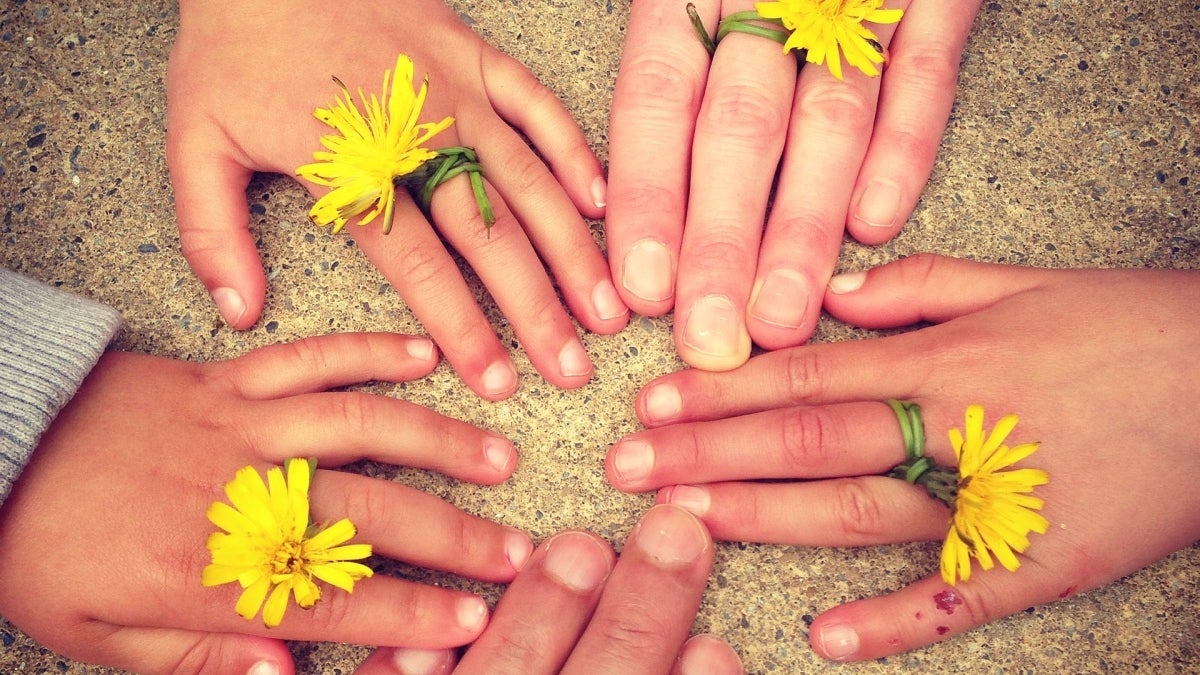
[
  {"x1": 167, "y1": 122, "x2": 266, "y2": 330},
  {"x1": 822, "y1": 253, "x2": 1057, "y2": 329},
  {"x1": 82, "y1": 625, "x2": 294, "y2": 675}
]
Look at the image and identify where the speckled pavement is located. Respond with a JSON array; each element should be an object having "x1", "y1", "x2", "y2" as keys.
[{"x1": 2, "y1": 1, "x2": 1197, "y2": 673}]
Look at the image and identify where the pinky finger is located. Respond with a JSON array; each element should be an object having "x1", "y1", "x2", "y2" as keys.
[
  {"x1": 809, "y1": 569, "x2": 1058, "y2": 661},
  {"x1": 482, "y1": 49, "x2": 607, "y2": 219}
]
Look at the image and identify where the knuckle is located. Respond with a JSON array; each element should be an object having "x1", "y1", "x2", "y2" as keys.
[
  {"x1": 830, "y1": 478, "x2": 887, "y2": 540},
  {"x1": 769, "y1": 212, "x2": 843, "y2": 249},
  {"x1": 778, "y1": 348, "x2": 830, "y2": 403},
  {"x1": 305, "y1": 583, "x2": 356, "y2": 634},
  {"x1": 794, "y1": 80, "x2": 874, "y2": 137},
  {"x1": 893, "y1": 44, "x2": 962, "y2": 97},
  {"x1": 332, "y1": 392, "x2": 380, "y2": 439},
  {"x1": 684, "y1": 233, "x2": 755, "y2": 276},
  {"x1": 698, "y1": 83, "x2": 788, "y2": 142},
  {"x1": 611, "y1": 181, "x2": 682, "y2": 217},
  {"x1": 496, "y1": 151, "x2": 555, "y2": 200},
  {"x1": 617, "y1": 54, "x2": 705, "y2": 112},
  {"x1": 945, "y1": 581, "x2": 1002, "y2": 629},
  {"x1": 777, "y1": 406, "x2": 841, "y2": 471},
  {"x1": 392, "y1": 240, "x2": 456, "y2": 290}
]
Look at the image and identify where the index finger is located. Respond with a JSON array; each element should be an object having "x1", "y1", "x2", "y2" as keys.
[{"x1": 606, "y1": 0, "x2": 716, "y2": 315}]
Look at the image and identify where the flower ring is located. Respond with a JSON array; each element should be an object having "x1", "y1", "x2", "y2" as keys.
[
  {"x1": 884, "y1": 400, "x2": 1051, "y2": 585},
  {"x1": 687, "y1": 0, "x2": 903, "y2": 80}
]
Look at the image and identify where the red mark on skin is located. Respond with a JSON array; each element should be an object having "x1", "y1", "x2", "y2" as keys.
[
  {"x1": 914, "y1": 611, "x2": 923, "y2": 620},
  {"x1": 933, "y1": 590, "x2": 962, "y2": 615},
  {"x1": 1058, "y1": 586, "x2": 1077, "y2": 599},
  {"x1": 937, "y1": 625, "x2": 950, "y2": 635}
]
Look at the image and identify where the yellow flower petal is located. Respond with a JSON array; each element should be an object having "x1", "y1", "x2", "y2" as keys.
[{"x1": 203, "y1": 459, "x2": 373, "y2": 627}]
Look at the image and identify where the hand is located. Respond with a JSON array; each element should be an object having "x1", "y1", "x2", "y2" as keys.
[
  {"x1": 604, "y1": 254, "x2": 1200, "y2": 659},
  {"x1": 606, "y1": 0, "x2": 979, "y2": 370},
  {"x1": 355, "y1": 505, "x2": 743, "y2": 675},
  {"x1": 167, "y1": 0, "x2": 628, "y2": 401},
  {"x1": 0, "y1": 333, "x2": 535, "y2": 674}
]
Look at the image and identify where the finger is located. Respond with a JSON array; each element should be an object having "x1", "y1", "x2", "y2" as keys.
[
  {"x1": 674, "y1": 9, "x2": 799, "y2": 371},
  {"x1": 822, "y1": 254, "x2": 1057, "y2": 328},
  {"x1": 358, "y1": 647, "x2": 457, "y2": 675},
  {"x1": 457, "y1": 108, "x2": 629, "y2": 334},
  {"x1": 192, "y1": 573, "x2": 491, "y2": 648},
  {"x1": 219, "y1": 332, "x2": 439, "y2": 400},
  {"x1": 656, "y1": 479, "x2": 948, "y2": 547},
  {"x1": 310, "y1": 469, "x2": 532, "y2": 583},
  {"x1": 429, "y1": 175, "x2": 596, "y2": 390},
  {"x1": 242, "y1": 393, "x2": 517, "y2": 484},
  {"x1": 605, "y1": 0, "x2": 715, "y2": 315},
  {"x1": 808, "y1": 568, "x2": 1061, "y2": 662},
  {"x1": 482, "y1": 49, "x2": 608, "y2": 221},
  {"x1": 744, "y1": 6, "x2": 905, "y2": 351},
  {"x1": 671, "y1": 634, "x2": 744, "y2": 675},
  {"x1": 608, "y1": 401, "x2": 956, "y2": 492},
  {"x1": 560, "y1": 505, "x2": 713, "y2": 675},
  {"x1": 351, "y1": 199, "x2": 520, "y2": 401},
  {"x1": 847, "y1": 0, "x2": 982, "y2": 245},
  {"x1": 454, "y1": 531, "x2": 615, "y2": 675},
  {"x1": 166, "y1": 122, "x2": 266, "y2": 330},
  {"x1": 70, "y1": 624, "x2": 293, "y2": 675}
]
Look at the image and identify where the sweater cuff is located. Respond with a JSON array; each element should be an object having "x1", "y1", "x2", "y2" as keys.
[{"x1": 0, "y1": 269, "x2": 122, "y2": 506}]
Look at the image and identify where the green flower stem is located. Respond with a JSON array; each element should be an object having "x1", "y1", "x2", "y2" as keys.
[
  {"x1": 687, "y1": 4, "x2": 790, "y2": 57},
  {"x1": 885, "y1": 399, "x2": 958, "y2": 506},
  {"x1": 400, "y1": 146, "x2": 495, "y2": 236}
]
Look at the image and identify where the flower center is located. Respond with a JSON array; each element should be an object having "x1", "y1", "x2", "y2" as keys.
[{"x1": 272, "y1": 538, "x2": 306, "y2": 575}]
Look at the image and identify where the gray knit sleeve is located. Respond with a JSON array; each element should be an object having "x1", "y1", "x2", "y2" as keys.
[{"x1": 0, "y1": 268, "x2": 122, "y2": 506}]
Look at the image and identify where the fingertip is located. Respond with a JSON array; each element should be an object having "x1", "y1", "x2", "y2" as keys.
[
  {"x1": 847, "y1": 179, "x2": 908, "y2": 245},
  {"x1": 676, "y1": 295, "x2": 752, "y2": 372},
  {"x1": 809, "y1": 617, "x2": 863, "y2": 662},
  {"x1": 676, "y1": 634, "x2": 744, "y2": 675},
  {"x1": 387, "y1": 648, "x2": 457, "y2": 675},
  {"x1": 476, "y1": 360, "x2": 520, "y2": 401}
]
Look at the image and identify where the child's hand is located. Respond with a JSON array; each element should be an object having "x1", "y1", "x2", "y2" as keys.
[
  {"x1": 358, "y1": 505, "x2": 744, "y2": 675},
  {"x1": 605, "y1": 255, "x2": 1200, "y2": 659},
  {"x1": 167, "y1": 0, "x2": 627, "y2": 401},
  {"x1": 0, "y1": 333, "x2": 533, "y2": 675}
]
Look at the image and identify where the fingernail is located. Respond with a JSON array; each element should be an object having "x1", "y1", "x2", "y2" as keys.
[
  {"x1": 591, "y1": 175, "x2": 608, "y2": 209},
  {"x1": 643, "y1": 383, "x2": 682, "y2": 423},
  {"x1": 542, "y1": 531, "x2": 613, "y2": 591},
  {"x1": 392, "y1": 648, "x2": 453, "y2": 675},
  {"x1": 683, "y1": 294, "x2": 746, "y2": 358},
  {"x1": 622, "y1": 238, "x2": 674, "y2": 303},
  {"x1": 558, "y1": 341, "x2": 593, "y2": 378},
  {"x1": 506, "y1": 530, "x2": 533, "y2": 572},
  {"x1": 678, "y1": 635, "x2": 742, "y2": 675},
  {"x1": 632, "y1": 504, "x2": 708, "y2": 566},
  {"x1": 456, "y1": 596, "x2": 488, "y2": 633},
  {"x1": 827, "y1": 272, "x2": 866, "y2": 294},
  {"x1": 246, "y1": 661, "x2": 280, "y2": 675},
  {"x1": 483, "y1": 436, "x2": 514, "y2": 472},
  {"x1": 481, "y1": 361, "x2": 518, "y2": 398},
  {"x1": 592, "y1": 278, "x2": 629, "y2": 321},
  {"x1": 211, "y1": 287, "x2": 246, "y2": 327},
  {"x1": 749, "y1": 269, "x2": 809, "y2": 329},
  {"x1": 406, "y1": 337, "x2": 436, "y2": 361},
  {"x1": 665, "y1": 484, "x2": 710, "y2": 517},
  {"x1": 612, "y1": 439, "x2": 654, "y2": 482},
  {"x1": 856, "y1": 180, "x2": 901, "y2": 228},
  {"x1": 818, "y1": 623, "x2": 860, "y2": 661}
]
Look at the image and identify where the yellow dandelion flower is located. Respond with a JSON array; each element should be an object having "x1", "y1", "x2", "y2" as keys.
[
  {"x1": 754, "y1": 0, "x2": 903, "y2": 80},
  {"x1": 940, "y1": 405, "x2": 1049, "y2": 585},
  {"x1": 202, "y1": 459, "x2": 373, "y2": 628},
  {"x1": 297, "y1": 54, "x2": 454, "y2": 234}
]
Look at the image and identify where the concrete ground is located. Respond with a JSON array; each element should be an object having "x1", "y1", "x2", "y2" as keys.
[{"x1": 1, "y1": 0, "x2": 1197, "y2": 672}]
